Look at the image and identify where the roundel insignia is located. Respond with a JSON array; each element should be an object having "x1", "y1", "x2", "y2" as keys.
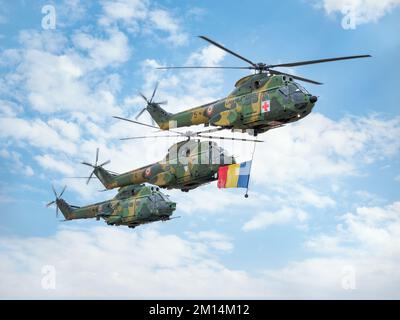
[
  {"x1": 144, "y1": 167, "x2": 151, "y2": 177},
  {"x1": 206, "y1": 105, "x2": 213, "y2": 116}
]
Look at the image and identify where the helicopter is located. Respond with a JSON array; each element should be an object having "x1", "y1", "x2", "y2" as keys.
[
  {"x1": 127, "y1": 35, "x2": 371, "y2": 136},
  {"x1": 81, "y1": 138, "x2": 241, "y2": 192},
  {"x1": 46, "y1": 184, "x2": 177, "y2": 229}
]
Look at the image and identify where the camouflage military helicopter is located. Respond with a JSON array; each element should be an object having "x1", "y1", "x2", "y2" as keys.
[
  {"x1": 81, "y1": 138, "x2": 242, "y2": 192},
  {"x1": 130, "y1": 36, "x2": 370, "y2": 136},
  {"x1": 46, "y1": 184, "x2": 176, "y2": 229}
]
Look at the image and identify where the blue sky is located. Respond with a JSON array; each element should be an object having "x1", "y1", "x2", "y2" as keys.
[{"x1": 0, "y1": 0, "x2": 400, "y2": 299}]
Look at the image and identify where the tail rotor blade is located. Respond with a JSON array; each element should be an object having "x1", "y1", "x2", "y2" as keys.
[
  {"x1": 81, "y1": 161, "x2": 94, "y2": 167},
  {"x1": 135, "y1": 108, "x2": 146, "y2": 120},
  {"x1": 51, "y1": 185, "x2": 57, "y2": 198},
  {"x1": 150, "y1": 82, "x2": 159, "y2": 103},
  {"x1": 95, "y1": 148, "x2": 99, "y2": 166},
  {"x1": 99, "y1": 160, "x2": 111, "y2": 167},
  {"x1": 46, "y1": 200, "x2": 55, "y2": 207},
  {"x1": 86, "y1": 171, "x2": 94, "y2": 185},
  {"x1": 156, "y1": 100, "x2": 168, "y2": 105},
  {"x1": 139, "y1": 92, "x2": 149, "y2": 104},
  {"x1": 59, "y1": 185, "x2": 67, "y2": 198}
]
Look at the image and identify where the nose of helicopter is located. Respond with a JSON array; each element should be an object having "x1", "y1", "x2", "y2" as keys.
[
  {"x1": 168, "y1": 201, "x2": 177, "y2": 212},
  {"x1": 310, "y1": 95, "x2": 318, "y2": 103},
  {"x1": 156, "y1": 200, "x2": 176, "y2": 215}
]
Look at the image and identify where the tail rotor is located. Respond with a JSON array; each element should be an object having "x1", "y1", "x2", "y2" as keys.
[
  {"x1": 135, "y1": 82, "x2": 167, "y2": 125},
  {"x1": 46, "y1": 185, "x2": 67, "y2": 217},
  {"x1": 81, "y1": 148, "x2": 111, "y2": 185}
]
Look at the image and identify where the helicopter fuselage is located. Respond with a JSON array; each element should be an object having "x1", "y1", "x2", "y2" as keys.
[
  {"x1": 56, "y1": 184, "x2": 176, "y2": 228},
  {"x1": 156, "y1": 74, "x2": 317, "y2": 136},
  {"x1": 94, "y1": 140, "x2": 235, "y2": 192}
]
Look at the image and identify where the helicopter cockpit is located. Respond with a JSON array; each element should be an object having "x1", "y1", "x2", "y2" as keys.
[{"x1": 278, "y1": 81, "x2": 316, "y2": 106}]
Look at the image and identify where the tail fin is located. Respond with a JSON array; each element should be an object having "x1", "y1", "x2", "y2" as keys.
[
  {"x1": 147, "y1": 103, "x2": 172, "y2": 129},
  {"x1": 94, "y1": 167, "x2": 116, "y2": 189},
  {"x1": 82, "y1": 148, "x2": 116, "y2": 189},
  {"x1": 55, "y1": 198, "x2": 74, "y2": 220}
]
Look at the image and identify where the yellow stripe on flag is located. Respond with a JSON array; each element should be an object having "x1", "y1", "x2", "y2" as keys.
[{"x1": 225, "y1": 163, "x2": 240, "y2": 188}]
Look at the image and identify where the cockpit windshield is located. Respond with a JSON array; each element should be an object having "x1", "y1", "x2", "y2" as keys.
[
  {"x1": 294, "y1": 83, "x2": 309, "y2": 94},
  {"x1": 288, "y1": 83, "x2": 305, "y2": 103}
]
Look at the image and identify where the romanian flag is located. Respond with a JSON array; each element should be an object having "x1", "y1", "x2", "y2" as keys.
[{"x1": 217, "y1": 161, "x2": 252, "y2": 189}]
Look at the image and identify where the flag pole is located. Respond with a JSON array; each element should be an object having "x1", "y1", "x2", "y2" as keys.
[{"x1": 245, "y1": 140, "x2": 257, "y2": 198}]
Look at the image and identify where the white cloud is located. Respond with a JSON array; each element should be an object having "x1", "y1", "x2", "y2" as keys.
[
  {"x1": 48, "y1": 119, "x2": 81, "y2": 141},
  {"x1": 263, "y1": 201, "x2": 400, "y2": 298},
  {"x1": 0, "y1": 117, "x2": 77, "y2": 155},
  {"x1": 147, "y1": 9, "x2": 188, "y2": 45},
  {"x1": 128, "y1": 44, "x2": 227, "y2": 116},
  {"x1": 169, "y1": 187, "x2": 268, "y2": 215},
  {"x1": 0, "y1": 226, "x2": 267, "y2": 298},
  {"x1": 35, "y1": 155, "x2": 75, "y2": 176},
  {"x1": 23, "y1": 52, "x2": 119, "y2": 114},
  {"x1": 72, "y1": 29, "x2": 130, "y2": 69},
  {"x1": 3, "y1": 201, "x2": 398, "y2": 298},
  {"x1": 0, "y1": 149, "x2": 34, "y2": 177},
  {"x1": 57, "y1": 0, "x2": 88, "y2": 26},
  {"x1": 313, "y1": 0, "x2": 400, "y2": 26},
  {"x1": 98, "y1": 0, "x2": 188, "y2": 45},
  {"x1": 99, "y1": 0, "x2": 148, "y2": 28},
  {"x1": 243, "y1": 207, "x2": 308, "y2": 232},
  {"x1": 0, "y1": 99, "x2": 22, "y2": 116},
  {"x1": 186, "y1": 230, "x2": 234, "y2": 252},
  {"x1": 251, "y1": 113, "x2": 400, "y2": 186}
]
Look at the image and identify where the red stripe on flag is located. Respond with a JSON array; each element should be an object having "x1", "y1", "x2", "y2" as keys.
[{"x1": 217, "y1": 165, "x2": 229, "y2": 188}]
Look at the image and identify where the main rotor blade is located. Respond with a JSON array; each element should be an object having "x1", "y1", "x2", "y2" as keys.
[
  {"x1": 59, "y1": 185, "x2": 67, "y2": 198},
  {"x1": 157, "y1": 66, "x2": 252, "y2": 70},
  {"x1": 112, "y1": 116, "x2": 161, "y2": 129},
  {"x1": 135, "y1": 108, "x2": 146, "y2": 120},
  {"x1": 270, "y1": 70, "x2": 323, "y2": 85},
  {"x1": 199, "y1": 35, "x2": 257, "y2": 68},
  {"x1": 56, "y1": 206, "x2": 59, "y2": 218},
  {"x1": 65, "y1": 176, "x2": 99, "y2": 179},
  {"x1": 268, "y1": 55, "x2": 371, "y2": 68},
  {"x1": 150, "y1": 82, "x2": 159, "y2": 103},
  {"x1": 120, "y1": 135, "x2": 183, "y2": 141},
  {"x1": 113, "y1": 116, "x2": 185, "y2": 135},
  {"x1": 196, "y1": 134, "x2": 263, "y2": 142},
  {"x1": 194, "y1": 127, "x2": 225, "y2": 135}
]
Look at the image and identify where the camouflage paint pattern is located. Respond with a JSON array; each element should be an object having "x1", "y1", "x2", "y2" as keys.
[
  {"x1": 55, "y1": 184, "x2": 176, "y2": 229},
  {"x1": 92, "y1": 140, "x2": 235, "y2": 192},
  {"x1": 146, "y1": 74, "x2": 316, "y2": 135}
]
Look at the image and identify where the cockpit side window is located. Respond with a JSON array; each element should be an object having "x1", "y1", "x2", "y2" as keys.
[
  {"x1": 289, "y1": 84, "x2": 305, "y2": 103},
  {"x1": 296, "y1": 83, "x2": 309, "y2": 94},
  {"x1": 289, "y1": 84, "x2": 298, "y2": 94},
  {"x1": 279, "y1": 85, "x2": 289, "y2": 96}
]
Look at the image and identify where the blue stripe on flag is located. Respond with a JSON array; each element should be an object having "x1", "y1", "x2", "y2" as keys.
[{"x1": 237, "y1": 174, "x2": 250, "y2": 188}]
